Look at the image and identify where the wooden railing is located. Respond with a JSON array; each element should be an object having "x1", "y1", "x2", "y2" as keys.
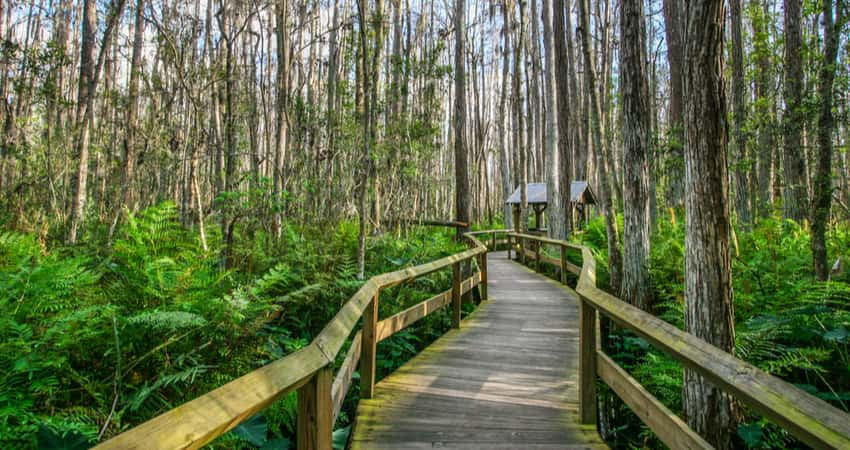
[
  {"x1": 508, "y1": 232, "x2": 850, "y2": 449},
  {"x1": 95, "y1": 230, "x2": 510, "y2": 450}
]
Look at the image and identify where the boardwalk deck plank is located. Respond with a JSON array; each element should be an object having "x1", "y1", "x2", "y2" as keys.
[{"x1": 350, "y1": 252, "x2": 607, "y2": 449}]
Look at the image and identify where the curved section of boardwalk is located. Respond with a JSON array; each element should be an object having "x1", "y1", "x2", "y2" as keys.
[{"x1": 351, "y1": 252, "x2": 606, "y2": 449}]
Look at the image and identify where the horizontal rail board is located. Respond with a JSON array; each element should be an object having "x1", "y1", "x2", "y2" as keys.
[
  {"x1": 377, "y1": 291, "x2": 451, "y2": 342},
  {"x1": 597, "y1": 351, "x2": 711, "y2": 450},
  {"x1": 93, "y1": 344, "x2": 329, "y2": 450},
  {"x1": 376, "y1": 273, "x2": 479, "y2": 343},
  {"x1": 510, "y1": 231, "x2": 584, "y2": 251},
  {"x1": 332, "y1": 332, "x2": 362, "y2": 422},
  {"x1": 517, "y1": 246, "x2": 582, "y2": 276}
]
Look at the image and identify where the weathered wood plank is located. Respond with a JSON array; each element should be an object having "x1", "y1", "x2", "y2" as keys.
[
  {"x1": 331, "y1": 331, "x2": 361, "y2": 423},
  {"x1": 297, "y1": 367, "x2": 333, "y2": 450},
  {"x1": 93, "y1": 344, "x2": 328, "y2": 450},
  {"x1": 579, "y1": 299, "x2": 597, "y2": 424},
  {"x1": 452, "y1": 262, "x2": 461, "y2": 328},
  {"x1": 360, "y1": 292, "x2": 379, "y2": 399},
  {"x1": 376, "y1": 291, "x2": 451, "y2": 342},
  {"x1": 596, "y1": 351, "x2": 711, "y2": 450}
]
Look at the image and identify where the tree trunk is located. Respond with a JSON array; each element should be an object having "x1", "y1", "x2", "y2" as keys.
[
  {"x1": 682, "y1": 0, "x2": 740, "y2": 447},
  {"x1": 513, "y1": 0, "x2": 529, "y2": 231},
  {"x1": 812, "y1": 0, "x2": 846, "y2": 280},
  {"x1": 753, "y1": 0, "x2": 775, "y2": 217},
  {"x1": 577, "y1": 0, "x2": 621, "y2": 292},
  {"x1": 662, "y1": 0, "x2": 684, "y2": 208},
  {"x1": 619, "y1": 0, "x2": 652, "y2": 311},
  {"x1": 499, "y1": 1, "x2": 513, "y2": 229},
  {"x1": 121, "y1": 0, "x2": 146, "y2": 210},
  {"x1": 454, "y1": 0, "x2": 470, "y2": 237},
  {"x1": 542, "y1": 0, "x2": 562, "y2": 240},
  {"x1": 68, "y1": 0, "x2": 126, "y2": 244},
  {"x1": 782, "y1": 0, "x2": 808, "y2": 223},
  {"x1": 274, "y1": 0, "x2": 290, "y2": 240},
  {"x1": 355, "y1": 0, "x2": 386, "y2": 278},
  {"x1": 553, "y1": 0, "x2": 572, "y2": 237},
  {"x1": 730, "y1": 0, "x2": 751, "y2": 225}
]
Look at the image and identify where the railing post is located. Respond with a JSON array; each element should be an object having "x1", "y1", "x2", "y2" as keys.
[
  {"x1": 535, "y1": 241, "x2": 541, "y2": 271},
  {"x1": 452, "y1": 261, "x2": 461, "y2": 328},
  {"x1": 462, "y1": 258, "x2": 472, "y2": 304},
  {"x1": 296, "y1": 366, "x2": 333, "y2": 450},
  {"x1": 491, "y1": 233, "x2": 496, "y2": 251},
  {"x1": 579, "y1": 298, "x2": 597, "y2": 424},
  {"x1": 560, "y1": 245, "x2": 568, "y2": 284},
  {"x1": 520, "y1": 237, "x2": 526, "y2": 264},
  {"x1": 360, "y1": 290, "x2": 379, "y2": 399},
  {"x1": 479, "y1": 252, "x2": 488, "y2": 300},
  {"x1": 507, "y1": 235, "x2": 512, "y2": 259}
]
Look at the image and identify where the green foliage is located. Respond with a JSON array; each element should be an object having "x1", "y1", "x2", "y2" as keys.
[{"x1": 0, "y1": 202, "x2": 469, "y2": 448}]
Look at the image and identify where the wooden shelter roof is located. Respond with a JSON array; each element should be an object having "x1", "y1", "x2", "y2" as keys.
[{"x1": 505, "y1": 181, "x2": 595, "y2": 205}]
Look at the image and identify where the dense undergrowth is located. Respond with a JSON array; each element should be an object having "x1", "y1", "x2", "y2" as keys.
[
  {"x1": 575, "y1": 213, "x2": 850, "y2": 449},
  {"x1": 0, "y1": 202, "x2": 469, "y2": 449}
]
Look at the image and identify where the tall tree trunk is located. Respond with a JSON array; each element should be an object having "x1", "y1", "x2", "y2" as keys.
[
  {"x1": 68, "y1": 0, "x2": 98, "y2": 244},
  {"x1": 619, "y1": 0, "x2": 652, "y2": 311},
  {"x1": 355, "y1": 0, "x2": 386, "y2": 278},
  {"x1": 499, "y1": 1, "x2": 513, "y2": 229},
  {"x1": 753, "y1": 0, "x2": 775, "y2": 217},
  {"x1": 68, "y1": 0, "x2": 126, "y2": 244},
  {"x1": 812, "y1": 0, "x2": 846, "y2": 280},
  {"x1": 782, "y1": 0, "x2": 807, "y2": 223},
  {"x1": 577, "y1": 0, "x2": 621, "y2": 292},
  {"x1": 121, "y1": 0, "x2": 146, "y2": 210},
  {"x1": 553, "y1": 0, "x2": 572, "y2": 236},
  {"x1": 730, "y1": 0, "x2": 751, "y2": 225},
  {"x1": 542, "y1": 0, "x2": 562, "y2": 239},
  {"x1": 662, "y1": 0, "x2": 684, "y2": 207},
  {"x1": 454, "y1": 0, "x2": 470, "y2": 237},
  {"x1": 274, "y1": 0, "x2": 290, "y2": 240},
  {"x1": 682, "y1": 0, "x2": 739, "y2": 447},
  {"x1": 514, "y1": 0, "x2": 529, "y2": 231}
]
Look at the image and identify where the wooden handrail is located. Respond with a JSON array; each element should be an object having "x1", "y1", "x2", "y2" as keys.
[
  {"x1": 95, "y1": 230, "x2": 499, "y2": 450},
  {"x1": 508, "y1": 232, "x2": 850, "y2": 449}
]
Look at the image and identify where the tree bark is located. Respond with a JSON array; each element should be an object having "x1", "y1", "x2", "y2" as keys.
[
  {"x1": 619, "y1": 0, "x2": 652, "y2": 311},
  {"x1": 729, "y1": 0, "x2": 751, "y2": 225},
  {"x1": 682, "y1": 0, "x2": 740, "y2": 447},
  {"x1": 753, "y1": 0, "x2": 775, "y2": 216},
  {"x1": 274, "y1": 0, "x2": 290, "y2": 240},
  {"x1": 68, "y1": 0, "x2": 127, "y2": 244},
  {"x1": 542, "y1": 0, "x2": 563, "y2": 239},
  {"x1": 499, "y1": 1, "x2": 514, "y2": 229},
  {"x1": 513, "y1": 0, "x2": 529, "y2": 232},
  {"x1": 782, "y1": 0, "x2": 808, "y2": 223},
  {"x1": 577, "y1": 0, "x2": 621, "y2": 292},
  {"x1": 553, "y1": 0, "x2": 572, "y2": 237},
  {"x1": 121, "y1": 0, "x2": 146, "y2": 210},
  {"x1": 662, "y1": 0, "x2": 684, "y2": 207},
  {"x1": 454, "y1": 0, "x2": 470, "y2": 238},
  {"x1": 812, "y1": 0, "x2": 846, "y2": 280}
]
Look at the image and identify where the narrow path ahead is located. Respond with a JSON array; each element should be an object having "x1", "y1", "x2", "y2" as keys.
[{"x1": 350, "y1": 252, "x2": 607, "y2": 449}]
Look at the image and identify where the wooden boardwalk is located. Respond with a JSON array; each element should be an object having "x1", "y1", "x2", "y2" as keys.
[{"x1": 350, "y1": 252, "x2": 606, "y2": 449}]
